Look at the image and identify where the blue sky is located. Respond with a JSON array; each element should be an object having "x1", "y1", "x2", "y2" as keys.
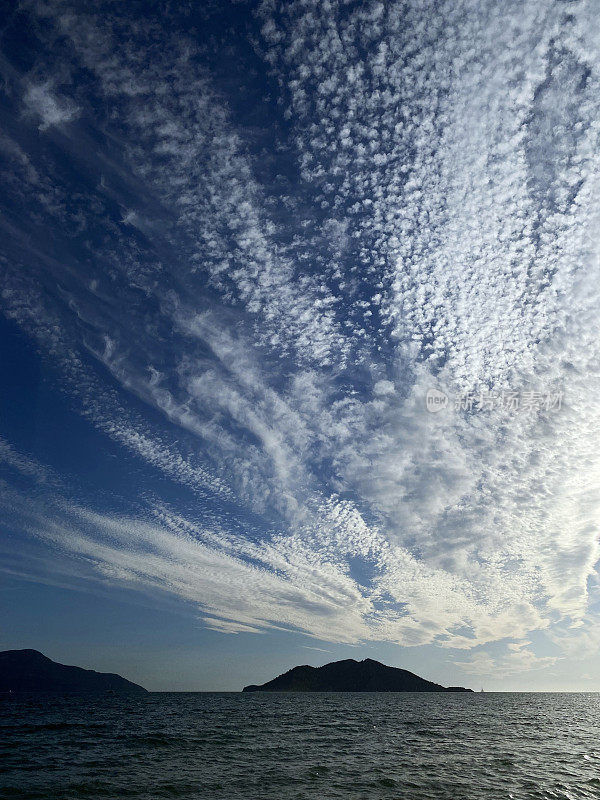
[{"x1": 2, "y1": 0, "x2": 600, "y2": 690}]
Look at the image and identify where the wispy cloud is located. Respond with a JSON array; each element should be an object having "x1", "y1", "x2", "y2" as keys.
[{"x1": 0, "y1": 436, "x2": 56, "y2": 485}]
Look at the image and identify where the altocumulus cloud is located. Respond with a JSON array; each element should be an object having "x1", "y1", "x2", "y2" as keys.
[{"x1": 1, "y1": 0, "x2": 600, "y2": 678}]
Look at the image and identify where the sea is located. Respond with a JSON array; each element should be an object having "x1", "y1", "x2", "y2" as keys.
[{"x1": 2, "y1": 692, "x2": 600, "y2": 799}]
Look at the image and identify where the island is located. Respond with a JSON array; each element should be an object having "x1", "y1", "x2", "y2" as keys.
[
  {"x1": 243, "y1": 658, "x2": 472, "y2": 692},
  {"x1": 0, "y1": 649, "x2": 148, "y2": 693}
]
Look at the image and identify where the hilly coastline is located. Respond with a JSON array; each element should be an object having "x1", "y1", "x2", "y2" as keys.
[
  {"x1": 243, "y1": 658, "x2": 472, "y2": 692},
  {"x1": 0, "y1": 649, "x2": 148, "y2": 693}
]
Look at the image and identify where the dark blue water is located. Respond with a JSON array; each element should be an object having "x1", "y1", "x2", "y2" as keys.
[{"x1": 2, "y1": 692, "x2": 600, "y2": 799}]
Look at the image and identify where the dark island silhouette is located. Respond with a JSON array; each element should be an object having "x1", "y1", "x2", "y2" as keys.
[
  {"x1": 0, "y1": 649, "x2": 148, "y2": 693},
  {"x1": 243, "y1": 658, "x2": 472, "y2": 692}
]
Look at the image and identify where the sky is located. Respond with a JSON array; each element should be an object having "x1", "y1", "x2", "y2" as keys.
[{"x1": 1, "y1": 0, "x2": 600, "y2": 691}]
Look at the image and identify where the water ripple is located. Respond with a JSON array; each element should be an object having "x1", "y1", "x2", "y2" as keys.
[{"x1": 2, "y1": 693, "x2": 600, "y2": 799}]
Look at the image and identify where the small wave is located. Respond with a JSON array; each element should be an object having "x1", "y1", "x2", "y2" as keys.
[{"x1": 7, "y1": 722, "x2": 108, "y2": 733}]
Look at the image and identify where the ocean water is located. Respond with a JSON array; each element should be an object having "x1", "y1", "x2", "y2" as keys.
[{"x1": 2, "y1": 692, "x2": 600, "y2": 799}]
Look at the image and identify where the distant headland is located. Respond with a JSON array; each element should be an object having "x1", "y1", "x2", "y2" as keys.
[
  {"x1": 0, "y1": 649, "x2": 148, "y2": 693},
  {"x1": 243, "y1": 658, "x2": 473, "y2": 692}
]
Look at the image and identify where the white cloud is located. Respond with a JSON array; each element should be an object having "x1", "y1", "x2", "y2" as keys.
[
  {"x1": 0, "y1": 436, "x2": 55, "y2": 485},
  {"x1": 454, "y1": 647, "x2": 557, "y2": 679},
  {"x1": 373, "y1": 380, "x2": 395, "y2": 396},
  {"x1": 23, "y1": 83, "x2": 79, "y2": 131}
]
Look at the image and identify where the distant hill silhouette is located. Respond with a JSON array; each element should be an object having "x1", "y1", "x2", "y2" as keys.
[
  {"x1": 0, "y1": 649, "x2": 148, "y2": 693},
  {"x1": 243, "y1": 658, "x2": 472, "y2": 692}
]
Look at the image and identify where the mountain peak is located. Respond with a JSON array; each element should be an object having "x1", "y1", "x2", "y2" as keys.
[
  {"x1": 243, "y1": 658, "x2": 472, "y2": 693},
  {"x1": 0, "y1": 649, "x2": 147, "y2": 693}
]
